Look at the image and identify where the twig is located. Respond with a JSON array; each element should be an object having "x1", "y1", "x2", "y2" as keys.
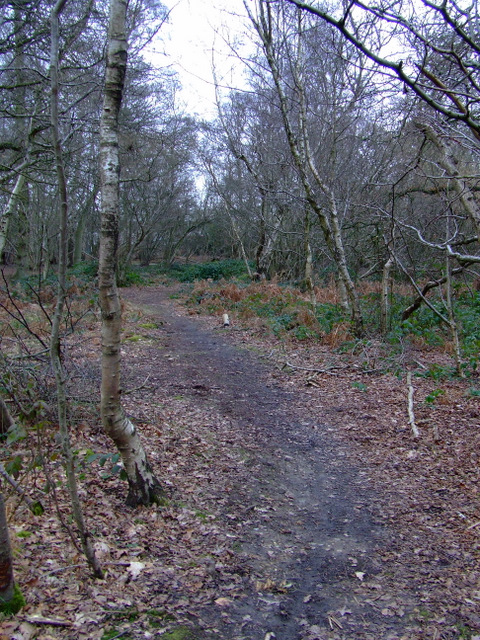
[
  {"x1": 282, "y1": 361, "x2": 347, "y2": 374},
  {"x1": 0, "y1": 270, "x2": 49, "y2": 348},
  {"x1": 25, "y1": 616, "x2": 72, "y2": 627},
  {"x1": 123, "y1": 374, "x2": 151, "y2": 395},
  {"x1": 45, "y1": 561, "x2": 131, "y2": 575},
  {"x1": 407, "y1": 371, "x2": 420, "y2": 438},
  {"x1": 0, "y1": 462, "x2": 43, "y2": 513},
  {"x1": 10, "y1": 348, "x2": 50, "y2": 361},
  {"x1": 328, "y1": 615, "x2": 343, "y2": 630}
]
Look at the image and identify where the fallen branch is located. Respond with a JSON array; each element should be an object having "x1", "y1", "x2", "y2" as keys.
[
  {"x1": 25, "y1": 616, "x2": 72, "y2": 627},
  {"x1": 282, "y1": 361, "x2": 347, "y2": 375},
  {"x1": 407, "y1": 371, "x2": 420, "y2": 438},
  {"x1": 123, "y1": 374, "x2": 151, "y2": 395}
]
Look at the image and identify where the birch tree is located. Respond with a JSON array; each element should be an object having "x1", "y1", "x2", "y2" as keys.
[
  {"x1": 99, "y1": 0, "x2": 164, "y2": 507},
  {"x1": 247, "y1": 0, "x2": 364, "y2": 333}
]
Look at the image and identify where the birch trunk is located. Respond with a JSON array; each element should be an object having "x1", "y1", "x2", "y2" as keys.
[
  {"x1": 417, "y1": 123, "x2": 480, "y2": 241},
  {"x1": 0, "y1": 169, "x2": 27, "y2": 258},
  {"x1": 380, "y1": 256, "x2": 393, "y2": 334},
  {"x1": 303, "y1": 205, "x2": 316, "y2": 308},
  {"x1": 445, "y1": 253, "x2": 463, "y2": 375},
  {"x1": 99, "y1": 0, "x2": 164, "y2": 506},
  {"x1": 250, "y1": 1, "x2": 363, "y2": 335}
]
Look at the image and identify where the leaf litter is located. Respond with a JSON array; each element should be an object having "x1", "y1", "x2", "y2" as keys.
[{"x1": 0, "y1": 283, "x2": 479, "y2": 640}]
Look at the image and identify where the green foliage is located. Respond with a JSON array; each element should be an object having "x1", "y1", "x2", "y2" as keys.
[
  {"x1": 101, "y1": 631, "x2": 132, "y2": 640},
  {"x1": 314, "y1": 302, "x2": 346, "y2": 334},
  {"x1": 4, "y1": 455, "x2": 23, "y2": 479},
  {"x1": 82, "y1": 450, "x2": 127, "y2": 480},
  {"x1": 456, "y1": 293, "x2": 480, "y2": 372},
  {"x1": 147, "y1": 609, "x2": 175, "y2": 628},
  {"x1": 420, "y1": 364, "x2": 457, "y2": 380},
  {"x1": 0, "y1": 584, "x2": 26, "y2": 616},
  {"x1": 6, "y1": 422, "x2": 27, "y2": 446},
  {"x1": 118, "y1": 267, "x2": 148, "y2": 287},
  {"x1": 168, "y1": 259, "x2": 250, "y2": 282},
  {"x1": 351, "y1": 381, "x2": 368, "y2": 392},
  {"x1": 115, "y1": 259, "x2": 251, "y2": 286},
  {"x1": 424, "y1": 388, "x2": 445, "y2": 404},
  {"x1": 455, "y1": 623, "x2": 474, "y2": 639},
  {"x1": 68, "y1": 261, "x2": 98, "y2": 281},
  {"x1": 123, "y1": 334, "x2": 143, "y2": 342}
]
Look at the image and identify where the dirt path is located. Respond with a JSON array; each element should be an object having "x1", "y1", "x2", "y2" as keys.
[{"x1": 122, "y1": 287, "x2": 421, "y2": 640}]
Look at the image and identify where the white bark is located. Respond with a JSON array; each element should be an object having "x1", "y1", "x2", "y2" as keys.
[
  {"x1": 0, "y1": 165, "x2": 27, "y2": 258},
  {"x1": 416, "y1": 123, "x2": 480, "y2": 241},
  {"x1": 249, "y1": 1, "x2": 363, "y2": 334},
  {"x1": 99, "y1": 0, "x2": 163, "y2": 506},
  {"x1": 380, "y1": 256, "x2": 393, "y2": 334},
  {"x1": 406, "y1": 372, "x2": 419, "y2": 438}
]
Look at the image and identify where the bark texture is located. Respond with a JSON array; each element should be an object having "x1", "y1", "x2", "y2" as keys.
[
  {"x1": 0, "y1": 493, "x2": 14, "y2": 605},
  {"x1": 99, "y1": 0, "x2": 163, "y2": 506},
  {"x1": 0, "y1": 398, "x2": 14, "y2": 436}
]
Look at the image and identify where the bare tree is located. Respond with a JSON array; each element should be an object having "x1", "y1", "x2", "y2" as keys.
[
  {"x1": 247, "y1": 0, "x2": 364, "y2": 333},
  {"x1": 49, "y1": 0, "x2": 103, "y2": 577},
  {"x1": 285, "y1": 0, "x2": 480, "y2": 141},
  {"x1": 99, "y1": 0, "x2": 164, "y2": 507}
]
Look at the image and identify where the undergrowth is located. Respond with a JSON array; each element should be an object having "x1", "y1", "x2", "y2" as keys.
[
  {"x1": 118, "y1": 259, "x2": 251, "y2": 286},
  {"x1": 185, "y1": 279, "x2": 480, "y2": 377}
]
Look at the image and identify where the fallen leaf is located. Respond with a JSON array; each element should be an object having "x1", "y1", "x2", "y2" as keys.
[{"x1": 127, "y1": 561, "x2": 145, "y2": 579}]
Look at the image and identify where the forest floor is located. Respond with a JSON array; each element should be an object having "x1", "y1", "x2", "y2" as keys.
[{"x1": 1, "y1": 282, "x2": 480, "y2": 640}]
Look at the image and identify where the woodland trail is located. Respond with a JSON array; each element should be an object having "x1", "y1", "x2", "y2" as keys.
[{"x1": 122, "y1": 287, "x2": 420, "y2": 640}]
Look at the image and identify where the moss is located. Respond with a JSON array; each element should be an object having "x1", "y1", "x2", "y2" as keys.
[
  {"x1": 124, "y1": 334, "x2": 142, "y2": 342},
  {"x1": 161, "y1": 626, "x2": 196, "y2": 640},
  {"x1": 101, "y1": 631, "x2": 132, "y2": 640},
  {"x1": 0, "y1": 584, "x2": 26, "y2": 616}
]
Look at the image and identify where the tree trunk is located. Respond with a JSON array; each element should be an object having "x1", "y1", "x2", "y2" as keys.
[
  {"x1": 99, "y1": 0, "x2": 164, "y2": 506},
  {"x1": 0, "y1": 493, "x2": 14, "y2": 603},
  {"x1": 0, "y1": 169, "x2": 27, "y2": 259},
  {"x1": 416, "y1": 123, "x2": 480, "y2": 241},
  {"x1": 380, "y1": 256, "x2": 393, "y2": 334},
  {"x1": 0, "y1": 398, "x2": 14, "y2": 436},
  {"x1": 250, "y1": 1, "x2": 363, "y2": 335},
  {"x1": 50, "y1": 0, "x2": 103, "y2": 578}
]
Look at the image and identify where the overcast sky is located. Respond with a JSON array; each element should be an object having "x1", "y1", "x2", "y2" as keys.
[{"x1": 158, "y1": 0, "x2": 251, "y2": 119}]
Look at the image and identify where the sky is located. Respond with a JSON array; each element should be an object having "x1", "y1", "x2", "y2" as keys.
[{"x1": 157, "y1": 0, "x2": 251, "y2": 119}]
